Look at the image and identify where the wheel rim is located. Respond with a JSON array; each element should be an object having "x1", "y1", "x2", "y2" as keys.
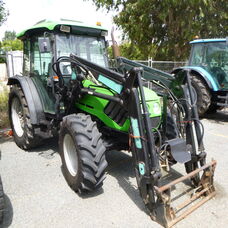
[
  {"x1": 11, "y1": 97, "x2": 24, "y2": 137},
  {"x1": 63, "y1": 133, "x2": 78, "y2": 177}
]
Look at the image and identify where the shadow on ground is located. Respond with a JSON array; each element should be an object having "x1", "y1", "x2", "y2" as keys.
[
  {"x1": 0, "y1": 137, "x2": 13, "y2": 146},
  {"x1": 203, "y1": 110, "x2": 228, "y2": 124},
  {"x1": 0, "y1": 134, "x2": 195, "y2": 215},
  {"x1": 103, "y1": 150, "x2": 191, "y2": 214},
  {"x1": 27, "y1": 137, "x2": 59, "y2": 159},
  {"x1": 2, "y1": 194, "x2": 13, "y2": 228},
  {"x1": 105, "y1": 150, "x2": 146, "y2": 212},
  {"x1": 0, "y1": 134, "x2": 59, "y2": 159}
]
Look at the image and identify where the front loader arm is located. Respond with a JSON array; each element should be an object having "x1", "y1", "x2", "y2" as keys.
[
  {"x1": 125, "y1": 68, "x2": 162, "y2": 210},
  {"x1": 53, "y1": 54, "x2": 164, "y2": 208},
  {"x1": 53, "y1": 55, "x2": 216, "y2": 228},
  {"x1": 64, "y1": 54, "x2": 162, "y2": 177}
]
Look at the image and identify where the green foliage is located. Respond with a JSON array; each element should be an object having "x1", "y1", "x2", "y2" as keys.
[
  {"x1": 0, "y1": 30, "x2": 23, "y2": 61},
  {"x1": 109, "y1": 42, "x2": 147, "y2": 60},
  {"x1": 0, "y1": 81, "x2": 9, "y2": 128},
  {"x1": 118, "y1": 42, "x2": 147, "y2": 60},
  {"x1": 0, "y1": 39, "x2": 23, "y2": 51},
  {"x1": 0, "y1": 0, "x2": 8, "y2": 26},
  {"x1": 90, "y1": 0, "x2": 228, "y2": 60},
  {"x1": 0, "y1": 82, "x2": 8, "y2": 112},
  {"x1": 2, "y1": 30, "x2": 16, "y2": 41}
]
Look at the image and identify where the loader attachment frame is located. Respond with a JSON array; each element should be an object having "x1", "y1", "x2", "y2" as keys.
[
  {"x1": 154, "y1": 160, "x2": 216, "y2": 227},
  {"x1": 53, "y1": 55, "x2": 216, "y2": 228}
]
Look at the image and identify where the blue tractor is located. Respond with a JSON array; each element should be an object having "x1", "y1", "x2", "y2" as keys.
[{"x1": 173, "y1": 38, "x2": 228, "y2": 116}]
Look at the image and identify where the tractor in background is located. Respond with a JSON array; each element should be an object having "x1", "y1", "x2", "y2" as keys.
[{"x1": 173, "y1": 38, "x2": 228, "y2": 116}]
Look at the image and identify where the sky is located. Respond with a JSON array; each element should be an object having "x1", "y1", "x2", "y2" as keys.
[{"x1": 0, "y1": 0, "x2": 120, "y2": 41}]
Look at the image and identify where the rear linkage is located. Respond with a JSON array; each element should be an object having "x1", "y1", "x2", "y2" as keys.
[{"x1": 53, "y1": 55, "x2": 216, "y2": 228}]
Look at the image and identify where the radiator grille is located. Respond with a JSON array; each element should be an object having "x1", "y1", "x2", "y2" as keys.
[{"x1": 104, "y1": 101, "x2": 128, "y2": 126}]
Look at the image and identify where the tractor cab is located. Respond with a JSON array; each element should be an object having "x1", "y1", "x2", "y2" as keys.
[
  {"x1": 189, "y1": 39, "x2": 228, "y2": 90},
  {"x1": 17, "y1": 19, "x2": 109, "y2": 113}
]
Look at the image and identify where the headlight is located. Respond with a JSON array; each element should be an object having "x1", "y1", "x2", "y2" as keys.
[{"x1": 153, "y1": 102, "x2": 161, "y2": 115}]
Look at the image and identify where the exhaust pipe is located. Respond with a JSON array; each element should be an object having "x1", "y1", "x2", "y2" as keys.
[{"x1": 111, "y1": 27, "x2": 120, "y2": 58}]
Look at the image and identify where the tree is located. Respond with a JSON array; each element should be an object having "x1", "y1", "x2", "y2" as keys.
[
  {"x1": 0, "y1": 30, "x2": 23, "y2": 52},
  {"x1": 90, "y1": 0, "x2": 228, "y2": 60},
  {"x1": 0, "y1": 30, "x2": 23, "y2": 63},
  {"x1": 108, "y1": 41, "x2": 146, "y2": 60},
  {"x1": 2, "y1": 30, "x2": 16, "y2": 41},
  {"x1": 0, "y1": 0, "x2": 8, "y2": 26},
  {"x1": 0, "y1": 39, "x2": 23, "y2": 51}
]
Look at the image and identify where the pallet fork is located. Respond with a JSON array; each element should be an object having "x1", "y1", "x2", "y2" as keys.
[{"x1": 154, "y1": 160, "x2": 216, "y2": 227}]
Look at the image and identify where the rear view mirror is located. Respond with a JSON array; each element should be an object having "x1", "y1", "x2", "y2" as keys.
[{"x1": 38, "y1": 37, "x2": 51, "y2": 53}]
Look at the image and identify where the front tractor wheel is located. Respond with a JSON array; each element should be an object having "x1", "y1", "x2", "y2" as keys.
[
  {"x1": 190, "y1": 74, "x2": 211, "y2": 117},
  {"x1": 9, "y1": 85, "x2": 42, "y2": 150},
  {"x1": 59, "y1": 113, "x2": 107, "y2": 193}
]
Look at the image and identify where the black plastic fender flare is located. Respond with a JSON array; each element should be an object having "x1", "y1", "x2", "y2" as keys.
[
  {"x1": 172, "y1": 67, "x2": 213, "y2": 90},
  {"x1": 8, "y1": 75, "x2": 45, "y2": 125}
]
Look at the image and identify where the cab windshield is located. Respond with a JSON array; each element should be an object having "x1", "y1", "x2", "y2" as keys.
[
  {"x1": 189, "y1": 42, "x2": 228, "y2": 87},
  {"x1": 56, "y1": 34, "x2": 108, "y2": 67}
]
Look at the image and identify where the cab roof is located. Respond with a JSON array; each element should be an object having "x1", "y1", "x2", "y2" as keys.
[
  {"x1": 190, "y1": 38, "x2": 227, "y2": 44},
  {"x1": 17, "y1": 19, "x2": 108, "y2": 38}
]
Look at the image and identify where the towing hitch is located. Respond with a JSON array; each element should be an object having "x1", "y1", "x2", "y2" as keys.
[{"x1": 153, "y1": 160, "x2": 216, "y2": 228}]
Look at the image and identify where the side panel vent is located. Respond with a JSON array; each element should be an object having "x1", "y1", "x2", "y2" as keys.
[{"x1": 104, "y1": 101, "x2": 128, "y2": 126}]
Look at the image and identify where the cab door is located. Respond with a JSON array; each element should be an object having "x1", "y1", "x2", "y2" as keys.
[{"x1": 24, "y1": 36, "x2": 55, "y2": 114}]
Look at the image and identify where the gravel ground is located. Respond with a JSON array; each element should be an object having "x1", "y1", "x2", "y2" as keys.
[{"x1": 0, "y1": 111, "x2": 228, "y2": 228}]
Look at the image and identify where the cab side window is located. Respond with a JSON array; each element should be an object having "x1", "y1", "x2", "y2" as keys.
[
  {"x1": 23, "y1": 40, "x2": 30, "y2": 75},
  {"x1": 30, "y1": 37, "x2": 52, "y2": 79},
  {"x1": 190, "y1": 44, "x2": 204, "y2": 66}
]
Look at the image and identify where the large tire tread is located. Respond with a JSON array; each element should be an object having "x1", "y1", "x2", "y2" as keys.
[
  {"x1": 59, "y1": 113, "x2": 107, "y2": 193},
  {"x1": 191, "y1": 75, "x2": 211, "y2": 117},
  {"x1": 9, "y1": 84, "x2": 42, "y2": 150}
]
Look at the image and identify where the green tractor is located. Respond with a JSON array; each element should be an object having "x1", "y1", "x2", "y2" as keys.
[
  {"x1": 173, "y1": 38, "x2": 228, "y2": 116},
  {"x1": 8, "y1": 19, "x2": 216, "y2": 227}
]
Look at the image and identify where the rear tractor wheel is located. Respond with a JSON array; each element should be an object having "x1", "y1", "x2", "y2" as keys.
[
  {"x1": 59, "y1": 113, "x2": 107, "y2": 193},
  {"x1": 190, "y1": 74, "x2": 211, "y2": 117},
  {"x1": 8, "y1": 85, "x2": 42, "y2": 150}
]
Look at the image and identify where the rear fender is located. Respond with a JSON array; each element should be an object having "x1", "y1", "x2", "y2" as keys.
[
  {"x1": 172, "y1": 67, "x2": 219, "y2": 91},
  {"x1": 8, "y1": 75, "x2": 45, "y2": 125}
]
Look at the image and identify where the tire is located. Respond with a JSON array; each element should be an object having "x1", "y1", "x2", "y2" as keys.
[
  {"x1": 59, "y1": 113, "x2": 107, "y2": 193},
  {"x1": 0, "y1": 176, "x2": 4, "y2": 223},
  {"x1": 190, "y1": 74, "x2": 211, "y2": 117},
  {"x1": 9, "y1": 85, "x2": 42, "y2": 150},
  {"x1": 207, "y1": 104, "x2": 223, "y2": 114},
  {"x1": 207, "y1": 104, "x2": 218, "y2": 113}
]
